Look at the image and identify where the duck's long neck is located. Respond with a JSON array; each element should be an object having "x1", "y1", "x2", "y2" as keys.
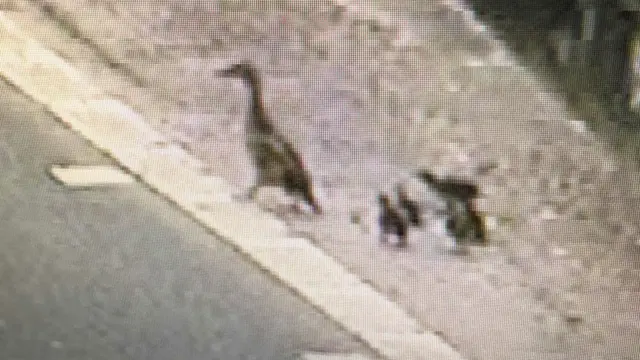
[{"x1": 246, "y1": 77, "x2": 273, "y2": 133}]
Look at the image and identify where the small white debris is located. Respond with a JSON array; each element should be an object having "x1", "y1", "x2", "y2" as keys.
[
  {"x1": 537, "y1": 207, "x2": 559, "y2": 221},
  {"x1": 568, "y1": 120, "x2": 588, "y2": 134},
  {"x1": 430, "y1": 218, "x2": 450, "y2": 237},
  {"x1": 50, "y1": 340, "x2": 63, "y2": 349},
  {"x1": 485, "y1": 216, "x2": 498, "y2": 231},
  {"x1": 300, "y1": 352, "x2": 373, "y2": 360},
  {"x1": 464, "y1": 55, "x2": 485, "y2": 67},
  {"x1": 551, "y1": 246, "x2": 568, "y2": 257},
  {"x1": 48, "y1": 164, "x2": 136, "y2": 188}
]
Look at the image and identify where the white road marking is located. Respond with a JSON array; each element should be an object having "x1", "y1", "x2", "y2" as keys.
[
  {"x1": 48, "y1": 164, "x2": 135, "y2": 187},
  {"x1": 300, "y1": 352, "x2": 372, "y2": 360}
]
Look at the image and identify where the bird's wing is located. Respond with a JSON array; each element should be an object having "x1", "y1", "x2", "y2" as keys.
[
  {"x1": 251, "y1": 131, "x2": 302, "y2": 169},
  {"x1": 253, "y1": 137, "x2": 285, "y2": 164},
  {"x1": 271, "y1": 131, "x2": 306, "y2": 166}
]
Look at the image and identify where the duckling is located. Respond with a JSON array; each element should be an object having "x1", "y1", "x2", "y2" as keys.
[
  {"x1": 216, "y1": 63, "x2": 321, "y2": 214},
  {"x1": 464, "y1": 198, "x2": 486, "y2": 244},
  {"x1": 395, "y1": 184, "x2": 422, "y2": 227},
  {"x1": 416, "y1": 169, "x2": 478, "y2": 200},
  {"x1": 416, "y1": 169, "x2": 486, "y2": 244},
  {"x1": 445, "y1": 197, "x2": 486, "y2": 245},
  {"x1": 445, "y1": 198, "x2": 470, "y2": 245},
  {"x1": 377, "y1": 193, "x2": 408, "y2": 248}
]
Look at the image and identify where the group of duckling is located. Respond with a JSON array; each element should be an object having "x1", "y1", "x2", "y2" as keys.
[
  {"x1": 216, "y1": 62, "x2": 486, "y2": 248},
  {"x1": 378, "y1": 171, "x2": 486, "y2": 249},
  {"x1": 376, "y1": 185, "x2": 420, "y2": 248}
]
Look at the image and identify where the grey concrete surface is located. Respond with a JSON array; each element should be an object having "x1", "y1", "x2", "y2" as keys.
[{"x1": 0, "y1": 78, "x2": 374, "y2": 360}]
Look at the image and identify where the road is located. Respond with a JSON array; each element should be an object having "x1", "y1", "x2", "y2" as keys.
[{"x1": 0, "y1": 79, "x2": 374, "y2": 360}]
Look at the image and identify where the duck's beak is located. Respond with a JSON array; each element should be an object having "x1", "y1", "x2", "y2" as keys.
[{"x1": 215, "y1": 67, "x2": 236, "y2": 77}]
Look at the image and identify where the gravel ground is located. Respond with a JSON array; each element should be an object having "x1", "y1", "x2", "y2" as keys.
[{"x1": 4, "y1": 0, "x2": 640, "y2": 359}]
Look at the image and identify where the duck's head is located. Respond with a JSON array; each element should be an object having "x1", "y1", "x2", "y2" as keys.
[
  {"x1": 377, "y1": 193, "x2": 391, "y2": 207},
  {"x1": 215, "y1": 62, "x2": 260, "y2": 87}
]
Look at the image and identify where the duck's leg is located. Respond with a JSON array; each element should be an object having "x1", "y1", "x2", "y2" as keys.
[
  {"x1": 287, "y1": 194, "x2": 318, "y2": 216},
  {"x1": 243, "y1": 167, "x2": 269, "y2": 201},
  {"x1": 394, "y1": 219, "x2": 408, "y2": 248},
  {"x1": 379, "y1": 224, "x2": 389, "y2": 243},
  {"x1": 283, "y1": 169, "x2": 322, "y2": 215},
  {"x1": 396, "y1": 234, "x2": 408, "y2": 248},
  {"x1": 302, "y1": 190, "x2": 322, "y2": 215},
  {"x1": 232, "y1": 182, "x2": 261, "y2": 203},
  {"x1": 247, "y1": 183, "x2": 260, "y2": 199},
  {"x1": 289, "y1": 200, "x2": 304, "y2": 214}
]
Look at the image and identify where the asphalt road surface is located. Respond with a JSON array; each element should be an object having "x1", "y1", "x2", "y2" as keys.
[{"x1": 0, "y1": 78, "x2": 373, "y2": 360}]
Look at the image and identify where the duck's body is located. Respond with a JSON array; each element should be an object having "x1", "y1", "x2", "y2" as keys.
[
  {"x1": 216, "y1": 63, "x2": 321, "y2": 214},
  {"x1": 463, "y1": 198, "x2": 486, "y2": 244},
  {"x1": 445, "y1": 198, "x2": 470, "y2": 245},
  {"x1": 378, "y1": 193, "x2": 408, "y2": 248},
  {"x1": 416, "y1": 170, "x2": 478, "y2": 201},
  {"x1": 416, "y1": 169, "x2": 485, "y2": 244}
]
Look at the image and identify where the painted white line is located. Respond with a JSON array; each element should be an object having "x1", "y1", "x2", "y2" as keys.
[
  {"x1": 48, "y1": 164, "x2": 135, "y2": 187},
  {"x1": 300, "y1": 352, "x2": 372, "y2": 360},
  {"x1": 0, "y1": 13, "x2": 466, "y2": 360}
]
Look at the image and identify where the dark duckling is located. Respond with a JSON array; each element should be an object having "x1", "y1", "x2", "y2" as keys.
[
  {"x1": 417, "y1": 169, "x2": 486, "y2": 244},
  {"x1": 377, "y1": 193, "x2": 408, "y2": 248},
  {"x1": 395, "y1": 184, "x2": 422, "y2": 227},
  {"x1": 416, "y1": 169, "x2": 478, "y2": 201}
]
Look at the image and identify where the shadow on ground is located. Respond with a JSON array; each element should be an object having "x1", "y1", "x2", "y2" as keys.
[{"x1": 466, "y1": 0, "x2": 640, "y2": 167}]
